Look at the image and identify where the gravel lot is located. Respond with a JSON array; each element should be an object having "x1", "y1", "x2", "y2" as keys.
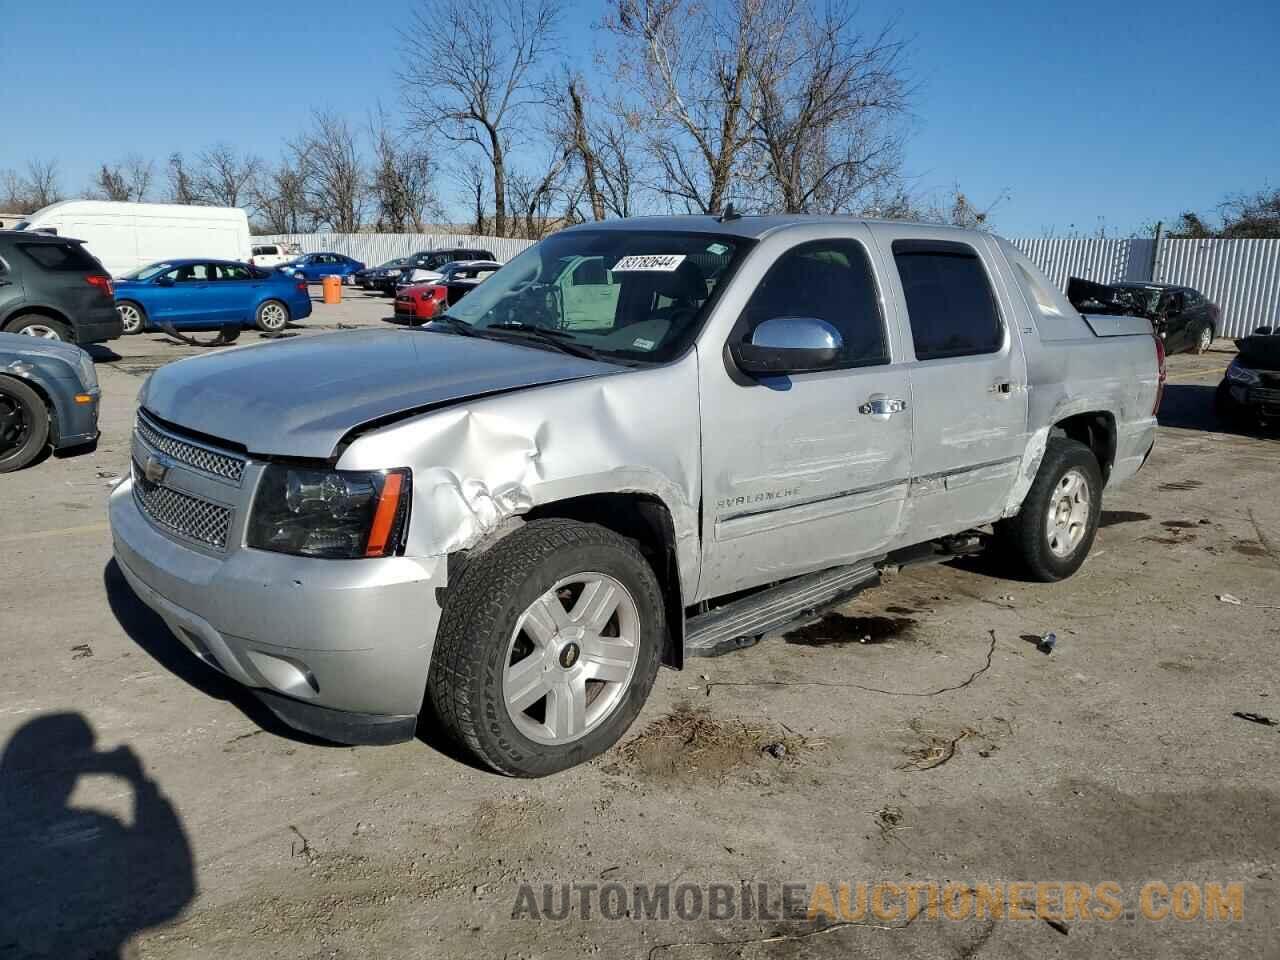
[{"x1": 1, "y1": 291, "x2": 1276, "y2": 959}]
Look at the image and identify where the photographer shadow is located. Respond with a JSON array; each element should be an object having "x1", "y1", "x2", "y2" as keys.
[{"x1": 0, "y1": 713, "x2": 195, "y2": 959}]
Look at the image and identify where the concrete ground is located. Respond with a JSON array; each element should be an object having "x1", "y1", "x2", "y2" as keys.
[{"x1": 1, "y1": 293, "x2": 1276, "y2": 959}]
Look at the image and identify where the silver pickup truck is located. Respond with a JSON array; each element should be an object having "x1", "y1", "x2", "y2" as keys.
[{"x1": 110, "y1": 215, "x2": 1162, "y2": 776}]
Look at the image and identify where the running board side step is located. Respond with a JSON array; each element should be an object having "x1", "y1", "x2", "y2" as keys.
[{"x1": 684, "y1": 562, "x2": 882, "y2": 658}]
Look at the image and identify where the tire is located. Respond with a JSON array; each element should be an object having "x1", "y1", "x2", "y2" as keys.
[
  {"x1": 116, "y1": 300, "x2": 146, "y2": 335},
  {"x1": 428, "y1": 519, "x2": 665, "y2": 777},
  {"x1": 995, "y1": 437, "x2": 1103, "y2": 582},
  {"x1": 1192, "y1": 322, "x2": 1213, "y2": 355},
  {"x1": 0, "y1": 377, "x2": 51, "y2": 473},
  {"x1": 255, "y1": 299, "x2": 290, "y2": 333},
  {"x1": 6, "y1": 314, "x2": 71, "y2": 341}
]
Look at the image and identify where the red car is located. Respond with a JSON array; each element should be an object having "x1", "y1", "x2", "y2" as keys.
[{"x1": 394, "y1": 261, "x2": 500, "y2": 324}]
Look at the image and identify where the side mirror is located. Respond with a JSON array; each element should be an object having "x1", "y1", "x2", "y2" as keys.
[
  {"x1": 730, "y1": 317, "x2": 843, "y2": 375},
  {"x1": 155, "y1": 276, "x2": 175, "y2": 287}
]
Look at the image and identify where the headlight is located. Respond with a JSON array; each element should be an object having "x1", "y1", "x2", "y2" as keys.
[
  {"x1": 76, "y1": 350, "x2": 98, "y2": 389},
  {"x1": 1226, "y1": 359, "x2": 1261, "y2": 385},
  {"x1": 247, "y1": 465, "x2": 412, "y2": 559}
]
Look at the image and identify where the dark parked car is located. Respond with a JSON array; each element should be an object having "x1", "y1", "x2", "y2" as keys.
[
  {"x1": 1067, "y1": 277, "x2": 1220, "y2": 354},
  {"x1": 356, "y1": 257, "x2": 412, "y2": 292},
  {"x1": 1216, "y1": 327, "x2": 1280, "y2": 426},
  {"x1": 283, "y1": 252, "x2": 365, "y2": 283},
  {"x1": 0, "y1": 230, "x2": 121, "y2": 343},
  {"x1": 0, "y1": 331, "x2": 101, "y2": 471},
  {"x1": 113, "y1": 260, "x2": 314, "y2": 334}
]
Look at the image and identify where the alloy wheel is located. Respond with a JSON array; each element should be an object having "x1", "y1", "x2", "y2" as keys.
[
  {"x1": 503, "y1": 572, "x2": 641, "y2": 745},
  {"x1": 1046, "y1": 468, "x2": 1091, "y2": 558}
]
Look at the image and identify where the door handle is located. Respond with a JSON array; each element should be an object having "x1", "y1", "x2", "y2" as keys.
[
  {"x1": 990, "y1": 380, "x2": 1018, "y2": 397},
  {"x1": 859, "y1": 395, "x2": 908, "y2": 420}
]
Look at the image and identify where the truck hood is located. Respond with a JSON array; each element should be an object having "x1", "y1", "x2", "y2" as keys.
[{"x1": 139, "y1": 328, "x2": 624, "y2": 458}]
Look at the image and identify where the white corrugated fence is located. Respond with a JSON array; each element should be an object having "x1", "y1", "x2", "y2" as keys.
[{"x1": 263, "y1": 231, "x2": 1280, "y2": 339}]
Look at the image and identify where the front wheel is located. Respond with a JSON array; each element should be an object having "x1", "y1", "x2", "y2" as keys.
[
  {"x1": 428, "y1": 519, "x2": 664, "y2": 777},
  {"x1": 995, "y1": 437, "x2": 1103, "y2": 582},
  {"x1": 255, "y1": 299, "x2": 290, "y2": 333},
  {"x1": 0, "y1": 376, "x2": 51, "y2": 473}
]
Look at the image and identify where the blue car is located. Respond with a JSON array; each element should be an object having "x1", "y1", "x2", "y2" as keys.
[
  {"x1": 282, "y1": 252, "x2": 365, "y2": 283},
  {"x1": 114, "y1": 260, "x2": 314, "y2": 335}
]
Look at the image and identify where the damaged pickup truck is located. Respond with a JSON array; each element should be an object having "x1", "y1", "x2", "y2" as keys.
[{"x1": 110, "y1": 216, "x2": 1162, "y2": 776}]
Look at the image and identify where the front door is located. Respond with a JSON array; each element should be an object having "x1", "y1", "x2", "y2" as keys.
[
  {"x1": 697, "y1": 227, "x2": 914, "y2": 601},
  {"x1": 876, "y1": 232, "x2": 1029, "y2": 542}
]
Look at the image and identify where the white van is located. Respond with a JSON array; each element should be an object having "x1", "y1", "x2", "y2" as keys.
[{"x1": 15, "y1": 201, "x2": 251, "y2": 278}]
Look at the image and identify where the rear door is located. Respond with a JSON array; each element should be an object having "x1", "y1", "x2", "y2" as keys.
[
  {"x1": 877, "y1": 232, "x2": 1029, "y2": 542},
  {"x1": 213, "y1": 262, "x2": 263, "y2": 321},
  {"x1": 697, "y1": 227, "x2": 915, "y2": 600},
  {"x1": 165, "y1": 262, "x2": 217, "y2": 326}
]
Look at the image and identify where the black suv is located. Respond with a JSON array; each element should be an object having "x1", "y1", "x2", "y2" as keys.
[{"x1": 0, "y1": 231, "x2": 121, "y2": 343}]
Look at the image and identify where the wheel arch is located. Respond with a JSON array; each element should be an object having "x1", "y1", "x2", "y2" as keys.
[
  {"x1": 450, "y1": 492, "x2": 687, "y2": 670},
  {"x1": 1051, "y1": 411, "x2": 1116, "y2": 484}
]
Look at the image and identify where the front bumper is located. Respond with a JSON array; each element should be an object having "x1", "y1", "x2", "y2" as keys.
[
  {"x1": 109, "y1": 478, "x2": 446, "y2": 743},
  {"x1": 53, "y1": 386, "x2": 101, "y2": 449},
  {"x1": 1227, "y1": 380, "x2": 1280, "y2": 418}
]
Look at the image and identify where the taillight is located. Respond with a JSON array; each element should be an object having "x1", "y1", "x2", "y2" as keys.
[
  {"x1": 296, "y1": 281, "x2": 307, "y2": 292},
  {"x1": 87, "y1": 274, "x2": 113, "y2": 297},
  {"x1": 1153, "y1": 334, "x2": 1167, "y2": 415},
  {"x1": 430, "y1": 286, "x2": 447, "y2": 300}
]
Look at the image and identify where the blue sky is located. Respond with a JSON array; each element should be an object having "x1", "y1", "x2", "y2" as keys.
[{"x1": 3, "y1": 0, "x2": 1277, "y2": 236}]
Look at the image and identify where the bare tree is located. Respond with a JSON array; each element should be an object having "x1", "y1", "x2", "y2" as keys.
[
  {"x1": 453, "y1": 160, "x2": 492, "y2": 234},
  {"x1": 92, "y1": 154, "x2": 154, "y2": 202},
  {"x1": 603, "y1": 0, "x2": 780, "y2": 213},
  {"x1": 293, "y1": 111, "x2": 366, "y2": 232},
  {"x1": 167, "y1": 153, "x2": 200, "y2": 204},
  {"x1": 369, "y1": 108, "x2": 440, "y2": 231},
  {"x1": 560, "y1": 73, "x2": 607, "y2": 222},
  {"x1": 252, "y1": 151, "x2": 316, "y2": 235},
  {"x1": 749, "y1": 5, "x2": 911, "y2": 213},
  {"x1": 508, "y1": 143, "x2": 573, "y2": 239},
  {"x1": 194, "y1": 144, "x2": 262, "y2": 209},
  {"x1": 401, "y1": 0, "x2": 560, "y2": 236},
  {"x1": 22, "y1": 158, "x2": 63, "y2": 208}
]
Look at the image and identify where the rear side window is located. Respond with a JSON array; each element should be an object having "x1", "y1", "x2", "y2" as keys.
[
  {"x1": 892, "y1": 240, "x2": 1002, "y2": 360},
  {"x1": 738, "y1": 238, "x2": 888, "y2": 368},
  {"x1": 17, "y1": 242, "x2": 100, "y2": 272}
]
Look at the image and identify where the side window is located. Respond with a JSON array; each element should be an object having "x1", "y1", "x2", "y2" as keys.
[
  {"x1": 738, "y1": 239, "x2": 888, "y2": 367},
  {"x1": 892, "y1": 240, "x2": 1002, "y2": 361},
  {"x1": 173, "y1": 263, "x2": 212, "y2": 282},
  {"x1": 572, "y1": 258, "x2": 608, "y2": 285},
  {"x1": 219, "y1": 264, "x2": 252, "y2": 281}
]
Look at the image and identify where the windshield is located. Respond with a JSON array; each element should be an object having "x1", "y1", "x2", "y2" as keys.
[
  {"x1": 121, "y1": 262, "x2": 174, "y2": 281},
  {"x1": 439, "y1": 230, "x2": 752, "y2": 364}
]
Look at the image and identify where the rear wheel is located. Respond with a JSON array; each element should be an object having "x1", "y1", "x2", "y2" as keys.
[
  {"x1": 117, "y1": 301, "x2": 146, "y2": 335},
  {"x1": 6, "y1": 314, "x2": 71, "y2": 341},
  {"x1": 255, "y1": 299, "x2": 289, "y2": 333},
  {"x1": 428, "y1": 519, "x2": 664, "y2": 777},
  {"x1": 996, "y1": 437, "x2": 1103, "y2": 582},
  {"x1": 0, "y1": 377, "x2": 50, "y2": 473},
  {"x1": 1192, "y1": 322, "x2": 1213, "y2": 354}
]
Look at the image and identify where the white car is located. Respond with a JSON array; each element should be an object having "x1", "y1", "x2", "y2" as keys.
[{"x1": 250, "y1": 243, "x2": 303, "y2": 269}]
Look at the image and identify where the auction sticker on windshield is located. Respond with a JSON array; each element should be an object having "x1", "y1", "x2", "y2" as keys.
[{"x1": 612, "y1": 254, "x2": 687, "y2": 272}]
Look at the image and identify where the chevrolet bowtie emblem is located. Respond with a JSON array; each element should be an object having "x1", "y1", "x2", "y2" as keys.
[{"x1": 143, "y1": 454, "x2": 173, "y2": 484}]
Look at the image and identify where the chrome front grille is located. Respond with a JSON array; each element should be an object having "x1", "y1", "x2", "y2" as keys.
[
  {"x1": 135, "y1": 412, "x2": 246, "y2": 483},
  {"x1": 132, "y1": 461, "x2": 233, "y2": 550}
]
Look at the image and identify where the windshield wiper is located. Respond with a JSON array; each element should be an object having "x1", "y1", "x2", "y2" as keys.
[
  {"x1": 486, "y1": 322, "x2": 603, "y2": 361},
  {"x1": 424, "y1": 313, "x2": 482, "y2": 337}
]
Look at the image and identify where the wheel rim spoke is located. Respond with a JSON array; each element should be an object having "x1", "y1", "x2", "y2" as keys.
[
  {"x1": 547, "y1": 678, "x2": 587, "y2": 739},
  {"x1": 570, "y1": 578, "x2": 620, "y2": 632},
  {"x1": 505, "y1": 652, "x2": 550, "y2": 712}
]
